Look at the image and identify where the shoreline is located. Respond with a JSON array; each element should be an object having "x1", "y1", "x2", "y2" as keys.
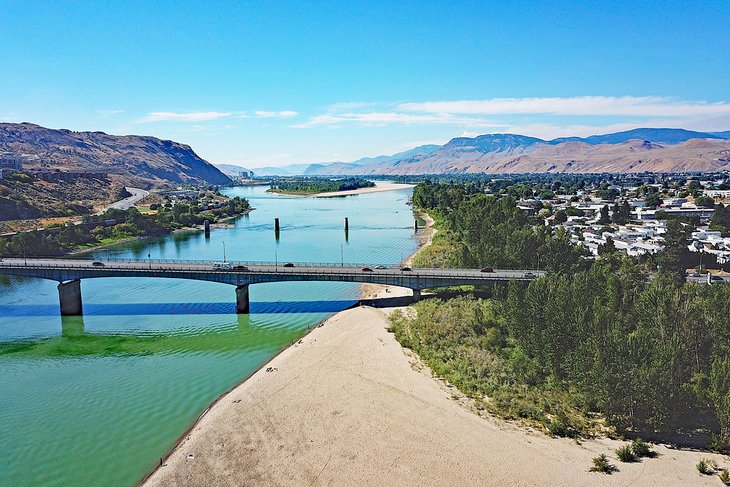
[
  {"x1": 141, "y1": 208, "x2": 434, "y2": 485},
  {"x1": 67, "y1": 209, "x2": 254, "y2": 256},
  {"x1": 142, "y1": 207, "x2": 728, "y2": 486},
  {"x1": 268, "y1": 183, "x2": 415, "y2": 198}
]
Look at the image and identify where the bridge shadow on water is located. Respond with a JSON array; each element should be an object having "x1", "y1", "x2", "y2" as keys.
[{"x1": 0, "y1": 300, "x2": 358, "y2": 317}]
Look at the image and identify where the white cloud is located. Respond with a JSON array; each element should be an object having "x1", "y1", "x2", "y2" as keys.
[
  {"x1": 254, "y1": 110, "x2": 298, "y2": 119},
  {"x1": 97, "y1": 109, "x2": 125, "y2": 116},
  {"x1": 292, "y1": 111, "x2": 499, "y2": 128},
  {"x1": 142, "y1": 111, "x2": 232, "y2": 122},
  {"x1": 398, "y1": 96, "x2": 730, "y2": 118},
  {"x1": 141, "y1": 110, "x2": 298, "y2": 122}
]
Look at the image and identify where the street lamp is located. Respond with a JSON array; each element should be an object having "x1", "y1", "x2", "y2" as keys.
[
  {"x1": 340, "y1": 243, "x2": 344, "y2": 267},
  {"x1": 222, "y1": 241, "x2": 227, "y2": 263}
]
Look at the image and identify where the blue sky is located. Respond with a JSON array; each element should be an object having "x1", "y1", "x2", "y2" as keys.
[{"x1": 1, "y1": 0, "x2": 729, "y2": 167}]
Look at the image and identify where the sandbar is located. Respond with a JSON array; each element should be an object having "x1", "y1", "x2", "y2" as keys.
[
  {"x1": 143, "y1": 210, "x2": 726, "y2": 486},
  {"x1": 269, "y1": 183, "x2": 415, "y2": 198}
]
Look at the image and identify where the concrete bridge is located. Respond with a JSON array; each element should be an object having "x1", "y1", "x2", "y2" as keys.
[{"x1": 0, "y1": 258, "x2": 544, "y2": 315}]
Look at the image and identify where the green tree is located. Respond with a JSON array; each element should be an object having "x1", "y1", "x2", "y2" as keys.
[
  {"x1": 657, "y1": 219, "x2": 690, "y2": 281},
  {"x1": 597, "y1": 205, "x2": 611, "y2": 224}
]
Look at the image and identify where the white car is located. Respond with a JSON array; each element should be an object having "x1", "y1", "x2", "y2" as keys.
[{"x1": 213, "y1": 262, "x2": 232, "y2": 270}]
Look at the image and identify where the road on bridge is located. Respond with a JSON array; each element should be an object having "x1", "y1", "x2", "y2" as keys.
[{"x1": 0, "y1": 257, "x2": 544, "y2": 281}]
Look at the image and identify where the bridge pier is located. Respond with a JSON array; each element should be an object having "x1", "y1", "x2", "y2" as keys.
[
  {"x1": 58, "y1": 280, "x2": 83, "y2": 316},
  {"x1": 412, "y1": 289, "x2": 421, "y2": 302},
  {"x1": 236, "y1": 284, "x2": 250, "y2": 314}
]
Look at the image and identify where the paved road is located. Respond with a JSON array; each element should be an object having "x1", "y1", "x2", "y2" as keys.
[
  {"x1": 96, "y1": 187, "x2": 149, "y2": 214},
  {"x1": 0, "y1": 257, "x2": 545, "y2": 280},
  {"x1": 687, "y1": 274, "x2": 729, "y2": 285}
]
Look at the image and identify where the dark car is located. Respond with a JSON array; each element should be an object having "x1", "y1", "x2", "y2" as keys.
[
  {"x1": 401, "y1": 266, "x2": 412, "y2": 271},
  {"x1": 233, "y1": 265, "x2": 249, "y2": 271},
  {"x1": 92, "y1": 261, "x2": 105, "y2": 267},
  {"x1": 283, "y1": 262, "x2": 295, "y2": 268},
  {"x1": 362, "y1": 267, "x2": 373, "y2": 272},
  {"x1": 480, "y1": 267, "x2": 494, "y2": 273}
]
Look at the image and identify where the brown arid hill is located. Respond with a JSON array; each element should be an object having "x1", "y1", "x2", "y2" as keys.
[
  {"x1": 0, "y1": 123, "x2": 230, "y2": 186},
  {"x1": 0, "y1": 123, "x2": 230, "y2": 222},
  {"x1": 321, "y1": 138, "x2": 730, "y2": 175},
  {"x1": 302, "y1": 129, "x2": 730, "y2": 176}
]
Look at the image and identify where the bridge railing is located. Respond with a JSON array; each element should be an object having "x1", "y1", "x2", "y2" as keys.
[
  {"x1": 0, "y1": 260, "x2": 544, "y2": 280},
  {"x1": 0, "y1": 256, "x2": 404, "y2": 268}
]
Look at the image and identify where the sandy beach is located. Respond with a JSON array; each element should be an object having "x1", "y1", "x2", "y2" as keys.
[
  {"x1": 143, "y1": 211, "x2": 727, "y2": 486},
  {"x1": 269, "y1": 183, "x2": 415, "y2": 198}
]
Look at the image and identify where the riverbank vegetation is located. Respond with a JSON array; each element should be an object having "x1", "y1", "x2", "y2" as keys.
[
  {"x1": 268, "y1": 177, "x2": 375, "y2": 195},
  {"x1": 399, "y1": 179, "x2": 730, "y2": 449},
  {"x1": 0, "y1": 196, "x2": 250, "y2": 257}
]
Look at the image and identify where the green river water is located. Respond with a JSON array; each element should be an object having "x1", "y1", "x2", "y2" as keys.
[{"x1": 0, "y1": 184, "x2": 418, "y2": 486}]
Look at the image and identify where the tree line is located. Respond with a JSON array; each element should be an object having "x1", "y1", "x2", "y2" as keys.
[
  {"x1": 269, "y1": 178, "x2": 375, "y2": 194},
  {"x1": 0, "y1": 197, "x2": 250, "y2": 257},
  {"x1": 404, "y1": 179, "x2": 730, "y2": 448}
]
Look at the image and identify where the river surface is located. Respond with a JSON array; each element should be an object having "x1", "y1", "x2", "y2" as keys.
[{"x1": 0, "y1": 184, "x2": 418, "y2": 486}]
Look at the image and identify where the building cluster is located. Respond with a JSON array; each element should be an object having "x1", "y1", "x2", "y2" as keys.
[{"x1": 516, "y1": 175, "x2": 730, "y2": 267}]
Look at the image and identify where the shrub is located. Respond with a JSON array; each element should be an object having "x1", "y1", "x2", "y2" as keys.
[
  {"x1": 708, "y1": 433, "x2": 728, "y2": 453},
  {"x1": 615, "y1": 444, "x2": 637, "y2": 462},
  {"x1": 631, "y1": 438, "x2": 655, "y2": 458},
  {"x1": 697, "y1": 458, "x2": 715, "y2": 475},
  {"x1": 720, "y1": 469, "x2": 730, "y2": 485},
  {"x1": 547, "y1": 410, "x2": 576, "y2": 438},
  {"x1": 589, "y1": 454, "x2": 613, "y2": 474}
]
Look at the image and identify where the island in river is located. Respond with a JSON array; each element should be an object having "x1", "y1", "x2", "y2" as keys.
[{"x1": 267, "y1": 177, "x2": 375, "y2": 196}]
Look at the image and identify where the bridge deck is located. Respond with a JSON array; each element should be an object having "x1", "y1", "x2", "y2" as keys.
[{"x1": 0, "y1": 258, "x2": 543, "y2": 289}]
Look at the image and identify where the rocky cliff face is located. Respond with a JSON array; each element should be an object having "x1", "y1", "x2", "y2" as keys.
[{"x1": 0, "y1": 123, "x2": 230, "y2": 186}]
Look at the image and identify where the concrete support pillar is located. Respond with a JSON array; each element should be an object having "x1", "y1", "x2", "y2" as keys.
[
  {"x1": 412, "y1": 289, "x2": 421, "y2": 302},
  {"x1": 236, "y1": 284, "x2": 250, "y2": 314},
  {"x1": 58, "y1": 280, "x2": 83, "y2": 316},
  {"x1": 204, "y1": 219, "x2": 211, "y2": 238}
]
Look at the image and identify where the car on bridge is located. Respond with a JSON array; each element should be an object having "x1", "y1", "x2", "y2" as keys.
[
  {"x1": 524, "y1": 272, "x2": 536, "y2": 278},
  {"x1": 283, "y1": 262, "x2": 295, "y2": 268},
  {"x1": 233, "y1": 265, "x2": 250, "y2": 271},
  {"x1": 401, "y1": 266, "x2": 411, "y2": 271},
  {"x1": 213, "y1": 262, "x2": 232, "y2": 270},
  {"x1": 92, "y1": 261, "x2": 105, "y2": 267},
  {"x1": 480, "y1": 267, "x2": 494, "y2": 273},
  {"x1": 361, "y1": 267, "x2": 373, "y2": 272},
  {"x1": 375, "y1": 265, "x2": 387, "y2": 269}
]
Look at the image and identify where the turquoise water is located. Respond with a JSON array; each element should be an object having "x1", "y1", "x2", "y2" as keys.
[{"x1": 0, "y1": 185, "x2": 418, "y2": 486}]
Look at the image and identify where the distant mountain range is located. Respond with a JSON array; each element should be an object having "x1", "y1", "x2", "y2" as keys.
[
  {"x1": 263, "y1": 128, "x2": 730, "y2": 176},
  {"x1": 214, "y1": 163, "x2": 254, "y2": 177},
  {"x1": 0, "y1": 123, "x2": 230, "y2": 186}
]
